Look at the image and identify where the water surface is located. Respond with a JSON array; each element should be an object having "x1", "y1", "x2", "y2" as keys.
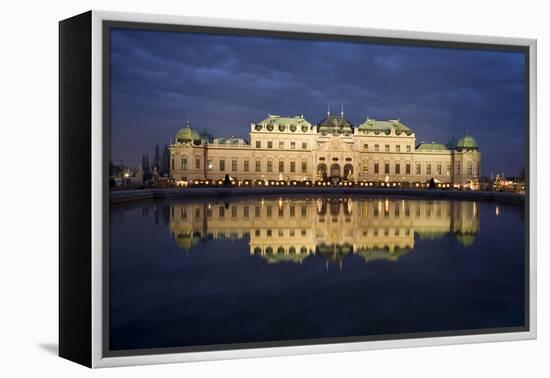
[{"x1": 109, "y1": 196, "x2": 525, "y2": 351}]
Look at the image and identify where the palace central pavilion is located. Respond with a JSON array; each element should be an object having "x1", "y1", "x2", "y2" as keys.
[{"x1": 169, "y1": 110, "x2": 480, "y2": 185}]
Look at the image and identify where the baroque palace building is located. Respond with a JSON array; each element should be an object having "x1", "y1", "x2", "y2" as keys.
[{"x1": 169, "y1": 109, "x2": 481, "y2": 185}]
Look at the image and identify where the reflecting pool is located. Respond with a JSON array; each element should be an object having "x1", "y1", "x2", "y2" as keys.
[{"x1": 109, "y1": 196, "x2": 526, "y2": 352}]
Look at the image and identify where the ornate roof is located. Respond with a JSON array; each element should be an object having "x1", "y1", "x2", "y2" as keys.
[
  {"x1": 317, "y1": 114, "x2": 354, "y2": 135},
  {"x1": 416, "y1": 142, "x2": 450, "y2": 152},
  {"x1": 176, "y1": 122, "x2": 201, "y2": 142},
  {"x1": 254, "y1": 114, "x2": 313, "y2": 132},
  {"x1": 213, "y1": 137, "x2": 248, "y2": 145},
  {"x1": 357, "y1": 118, "x2": 412, "y2": 135},
  {"x1": 455, "y1": 135, "x2": 478, "y2": 151}
]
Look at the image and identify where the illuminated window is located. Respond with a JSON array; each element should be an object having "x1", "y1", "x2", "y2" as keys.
[
  {"x1": 207, "y1": 159, "x2": 213, "y2": 170},
  {"x1": 290, "y1": 142, "x2": 296, "y2": 149},
  {"x1": 363, "y1": 162, "x2": 368, "y2": 173}
]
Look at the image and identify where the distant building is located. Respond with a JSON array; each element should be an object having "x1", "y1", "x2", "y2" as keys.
[{"x1": 169, "y1": 110, "x2": 481, "y2": 185}]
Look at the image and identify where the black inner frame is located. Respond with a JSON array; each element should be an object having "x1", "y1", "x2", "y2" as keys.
[{"x1": 102, "y1": 20, "x2": 531, "y2": 358}]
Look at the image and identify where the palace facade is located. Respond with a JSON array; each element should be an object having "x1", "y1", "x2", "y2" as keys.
[{"x1": 169, "y1": 111, "x2": 481, "y2": 185}]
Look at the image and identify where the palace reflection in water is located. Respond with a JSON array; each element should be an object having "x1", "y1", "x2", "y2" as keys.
[
  {"x1": 167, "y1": 197, "x2": 479, "y2": 264},
  {"x1": 110, "y1": 196, "x2": 524, "y2": 352}
]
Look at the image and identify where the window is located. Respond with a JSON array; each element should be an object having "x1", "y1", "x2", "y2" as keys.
[
  {"x1": 426, "y1": 164, "x2": 432, "y2": 175},
  {"x1": 290, "y1": 206, "x2": 295, "y2": 217},
  {"x1": 290, "y1": 161, "x2": 296, "y2": 173},
  {"x1": 396, "y1": 145, "x2": 400, "y2": 152},
  {"x1": 437, "y1": 164, "x2": 442, "y2": 175},
  {"x1": 406, "y1": 163, "x2": 411, "y2": 174},
  {"x1": 231, "y1": 206, "x2": 237, "y2": 217},
  {"x1": 467, "y1": 161, "x2": 473, "y2": 175},
  {"x1": 374, "y1": 144, "x2": 379, "y2": 152},
  {"x1": 256, "y1": 141, "x2": 261, "y2": 148},
  {"x1": 279, "y1": 141, "x2": 284, "y2": 149},
  {"x1": 363, "y1": 144, "x2": 368, "y2": 151},
  {"x1": 446, "y1": 164, "x2": 451, "y2": 175},
  {"x1": 363, "y1": 162, "x2": 368, "y2": 173},
  {"x1": 290, "y1": 142, "x2": 296, "y2": 149},
  {"x1": 395, "y1": 163, "x2": 400, "y2": 174},
  {"x1": 255, "y1": 205, "x2": 260, "y2": 217},
  {"x1": 219, "y1": 206, "x2": 225, "y2": 217},
  {"x1": 267, "y1": 141, "x2": 273, "y2": 149},
  {"x1": 171, "y1": 158, "x2": 174, "y2": 170},
  {"x1": 219, "y1": 159, "x2": 225, "y2": 171},
  {"x1": 302, "y1": 142, "x2": 307, "y2": 150},
  {"x1": 385, "y1": 144, "x2": 390, "y2": 152},
  {"x1": 457, "y1": 162, "x2": 461, "y2": 175},
  {"x1": 267, "y1": 206, "x2": 272, "y2": 217},
  {"x1": 301, "y1": 206, "x2": 307, "y2": 217},
  {"x1": 244, "y1": 160, "x2": 250, "y2": 172},
  {"x1": 416, "y1": 163, "x2": 421, "y2": 174},
  {"x1": 243, "y1": 206, "x2": 249, "y2": 217},
  {"x1": 279, "y1": 161, "x2": 284, "y2": 173},
  {"x1": 181, "y1": 158, "x2": 187, "y2": 170},
  {"x1": 406, "y1": 145, "x2": 411, "y2": 152},
  {"x1": 301, "y1": 161, "x2": 307, "y2": 173},
  {"x1": 267, "y1": 160, "x2": 273, "y2": 172},
  {"x1": 255, "y1": 160, "x2": 261, "y2": 172},
  {"x1": 207, "y1": 159, "x2": 213, "y2": 170},
  {"x1": 195, "y1": 158, "x2": 200, "y2": 169},
  {"x1": 254, "y1": 229, "x2": 260, "y2": 237},
  {"x1": 231, "y1": 159, "x2": 237, "y2": 171},
  {"x1": 267, "y1": 229, "x2": 272, "y2": 237},
  {"x1": 374, "y1": 163, "x2": 379, "y2": 174},
  {"x1": 385, "y1": 163, "x2": 390, "y2": 174}
]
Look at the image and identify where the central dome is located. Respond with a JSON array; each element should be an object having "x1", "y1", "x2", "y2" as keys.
[{"x1": 317, "y1": 113, "x2": 354, "y2": 135}]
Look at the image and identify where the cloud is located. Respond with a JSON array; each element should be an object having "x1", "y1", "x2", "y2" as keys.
[{"x1": 109, "y1": 28, "x2": 526, "y2": 176}]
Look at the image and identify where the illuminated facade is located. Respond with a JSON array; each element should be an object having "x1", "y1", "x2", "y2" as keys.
[
  {"x1": 168, "y1": 198, "x2": 480, "y2": 264},
  {"x1": 169, "y1": 110, "x2": 481, "y2": 185}
]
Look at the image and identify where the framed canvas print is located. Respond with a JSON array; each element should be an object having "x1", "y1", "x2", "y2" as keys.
[{"x1": 59, "y1": 10, "x2": 537, "y2": 368}]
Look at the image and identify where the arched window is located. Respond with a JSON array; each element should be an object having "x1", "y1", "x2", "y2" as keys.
[{"x1": 467, "y1": 161, "x2": 473, "y2": 176}]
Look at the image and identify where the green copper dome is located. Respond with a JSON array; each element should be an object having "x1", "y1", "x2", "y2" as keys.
[
  {"x1": 455, "y1": 135, "x2": 478, "y2": 151},
  {"x1": 176, "y1": 122, "x2": 201, "y2": 143}
]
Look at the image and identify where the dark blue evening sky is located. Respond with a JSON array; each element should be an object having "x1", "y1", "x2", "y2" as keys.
[{"x1": 110, "y1": 28, "x2": 526, "y2": 177}]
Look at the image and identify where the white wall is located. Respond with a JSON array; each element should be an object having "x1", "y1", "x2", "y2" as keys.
[{"x1": 1, "y1": 0, "x2": 546, "y2": 377}]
